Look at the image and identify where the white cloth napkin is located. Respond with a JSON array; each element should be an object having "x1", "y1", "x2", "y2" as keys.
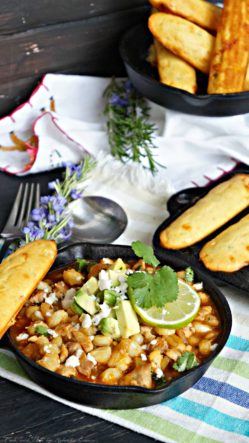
[{"x1": 0, "y1": 73, "x2": 248, "y2": 192}]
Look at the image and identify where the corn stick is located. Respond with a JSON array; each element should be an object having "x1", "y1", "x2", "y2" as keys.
[
  {"x1": 150, "y1": 0, "x2": 221, "y2": 32},
  {"x1": 148, "y1": 13, "x2": 215, "y2": 74},
  {"x1": 208, "y1": 0, "x2": 249, "y2": 94},
  {"x1": 154, "y1": 40, "x2": 197, "y2": 93}
]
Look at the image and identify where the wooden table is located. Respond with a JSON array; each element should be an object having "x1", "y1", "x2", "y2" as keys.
[
  {"x1": 0, "y1": 379, "x2": 157, "y2": 442},
  {"x1": 0, "y1": 170, "x2": 156, "y2": 442}
]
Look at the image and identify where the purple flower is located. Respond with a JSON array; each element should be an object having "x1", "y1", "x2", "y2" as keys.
[
  {"x1": 58, "y1": 226, "x2": 72, "y2": 241},
  {"x1": 48, "y1": 180, "x2": 59, "y2": 190},
  {"x1": 70, "y1": 189, "x2": 82, "y2": 200},
  {"x1": 110, "y1": 94, "x2": 128, "y2": 108},
  {"x1": 68, "y1": 218, "x2": 74, "y2": 228},
  {"x1": 124, "y1": 80, "x2": 133, "y2": 94},
  {"x1": 40, "y1": 196, "x2": 50, "y2": 205},
  {"x1": 47, "y1": 213, "x2": 56, "y2": 224},
  {"x1": 22, "y1": 222, "x2": 44, "y2": 240},
  {"x1": 63, "y1": 162, "x2": 82, "y2": 179},
  {"x1": 31, "y1": 207, "x2": 47, "y2": 222},
  {"x1": 52, "y1": 195, "x2": 67, "y2": 214}
]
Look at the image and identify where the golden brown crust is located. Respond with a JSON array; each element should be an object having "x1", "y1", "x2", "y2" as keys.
[
  {"x1": 150, "y1": 0, "x2": 221, "y2": 32},
  {"x1": 200, "y1": 214, "x2": 249, "y2": 272},
  {"x1": 160, "y1": 174, "x2": 249, "y2": 250},
  {"x1": 0, "y1": 240, "x2": 57, "y2": 339},
  {"x1": 208, "y1": 0, "x2": 249, "y2": 94},
  {"x1": 244, "y1": 63, "x2": 249, "y2": 91},
  {"x1": 148, "y1": 13, "x2": 215, "y2": 74},
  {"x1": 154, "y1": 40, "x2": 197, "y2": 94}
]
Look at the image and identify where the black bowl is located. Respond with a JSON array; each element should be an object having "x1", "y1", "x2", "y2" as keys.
[
  {"x1": 119, "y1": 22, "x2": 249, "y2": 116},
  {"x1": 7, "y1": 243, "x2": 232, "y2": 409}
]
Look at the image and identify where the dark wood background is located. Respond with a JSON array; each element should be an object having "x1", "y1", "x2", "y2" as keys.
[{"x1": 0, "y1": 0, "x2": 148, "y2": 116}]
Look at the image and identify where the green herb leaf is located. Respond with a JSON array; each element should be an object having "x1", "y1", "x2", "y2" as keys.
[
  {"x1": 127, "y1": 266, "x2": 178, "y2": 309},
  {"x1": 173, "y1": 352, "x2": 199, "y2": 372},
  {"x1": 152, "y1": 373, "x2": 167, "y2": 387},
  {"x1": 185, "y1": 267, "x2": 194, "y2": 283},
  {"x1": 76, "y1": 258, "x2": 89, "y2": 272},
  {"x1": 35, "y1": 325, "x2": 49, "y2": 336},
  {"x1": 131, "y1": 241, "x2": 160, "y2": 267}
]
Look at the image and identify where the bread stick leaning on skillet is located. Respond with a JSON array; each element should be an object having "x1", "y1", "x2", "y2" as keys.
[
  {"x1": 154, "y1": 40, "x2": 197, "y2": 93},
  {"x1": 200, "y1": 214, "x2": 249, "y2": 272},
  {"x1": 150, "y1": 0, "x2": 221, "y2": 32},
  {"x1": 160, "y1": 174, "x2": 249, "y2": 250},
  {"x1": 148, "y1": 13, "x2": 215, "y2": 74},
  {"x1": 208, "y1": 0, "x2": 249, "y2": 94},
  {"x1": 0, "y1": 240, "x2": 57, "y2": 339}
]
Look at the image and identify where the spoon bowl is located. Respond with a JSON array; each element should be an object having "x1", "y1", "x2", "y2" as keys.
[{"x1": 69, "y1": 196, "x2": 128, "y2": 244}]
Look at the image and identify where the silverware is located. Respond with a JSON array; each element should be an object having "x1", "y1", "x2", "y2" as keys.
[
  {"x1": 69, "y1": 196, "x2": 128, "y2": 244},
  {"x1": 0, "y1": 183, "x2": 40, "y2": 261}
]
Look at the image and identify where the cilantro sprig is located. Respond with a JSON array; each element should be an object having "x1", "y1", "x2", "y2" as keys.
[
  {"x1": 127, "y1": 266, "x2": 178, "y2": 309},
  {"x1": 128, "y1": 241, "x2": 178, "y2": 309},
  {"x1": 173, "y1": 352, "x2": 199, "y2": 372},
  {"x1": 75, "y1": 258, "x2": 89, "y2": 272},
  {"x1": 131, "y1": 241, "x2": 160, "y2": 267}
]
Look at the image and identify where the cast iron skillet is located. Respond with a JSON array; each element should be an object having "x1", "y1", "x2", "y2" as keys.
[
  {"x1": 119, "y1": 0, "x2": 249, "y2": 117},
  {"x1": 153, "y1": 165, "x2": 249, "y2": 292},
  {"x1": 7, "y1": 243, "x2": 232, "y2": 409}
]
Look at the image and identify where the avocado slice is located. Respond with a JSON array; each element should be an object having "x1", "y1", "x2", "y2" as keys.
[
  {"x1": 70, "y1": 300, "x2": 84, "y2": 315},
  {"x1": 99, "y1": 317, "x2": 121, "y2": 339},
  {"x1": 82, "y1": 276, "x2": 98, "y2": 294},
  {"x1": 111, "y1": 258, "x2": 127, "y2": 271},
  {"x1": 75, "y1": 289, "x2": 97, "y2": 315},
  {"x1": 116, "y1": 300, "x2": 140, "y2": 338}
]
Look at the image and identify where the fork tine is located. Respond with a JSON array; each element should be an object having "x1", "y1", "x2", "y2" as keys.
[
  {"x1": 16, "y1": 183, "x2": 29, "y2": 228},
  {"x1": 35, "y1": 183, "x2": 40, "y2": 209},
  {"x1": 4, "y1": 183, "x2": 24, "y2": 226},
  {"x1": 23, "y1": 183, "x2": 35, "y2": 225}
]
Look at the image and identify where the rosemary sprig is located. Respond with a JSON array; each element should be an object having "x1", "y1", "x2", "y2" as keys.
[{"x1": 103, "y1": 78, "x2": 158, "y2": 174}]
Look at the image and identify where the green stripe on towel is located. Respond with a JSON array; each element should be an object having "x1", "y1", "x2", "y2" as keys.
[
  {"x1": 213, "y1": 357, "x2": 249, "y2": 379},
  {"x1": 111, "y1": 410, "x2": 220, "y2": 443},
  {"x1": 0, "y1": 351, "x2": 28, "y2": 378}
]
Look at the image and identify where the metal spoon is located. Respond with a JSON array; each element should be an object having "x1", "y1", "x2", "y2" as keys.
[{"x1": 69, "y1": 196, "x2": 128, "y2": 244}]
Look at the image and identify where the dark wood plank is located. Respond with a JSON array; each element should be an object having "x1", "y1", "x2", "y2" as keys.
[
  {"x1": 0, "y1": 6, "x2": 148, "y2": 116},
  {"x1": 0, "y1": 0, "x2": 147, "y2": 34},
  {"x1": 0, "y1": 378, "x2": 156, "y2": 442},
  {"x1": 0, "y1": 76, "x2": 39, "y2": 116},
  {"x1": 0, "y1": 7, "x2": 148, "y2": 84}
]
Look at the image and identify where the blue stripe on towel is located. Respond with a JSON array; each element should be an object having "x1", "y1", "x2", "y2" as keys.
[
  {"x1": 227, "y1": 335, "x2": 249, "y2": 352},
  {"x1": 163, "y1": 397, "x2": 249, "y2": 436},
  {"x1": 194, "y1": 377, "x2": 249, "y2": 408}
]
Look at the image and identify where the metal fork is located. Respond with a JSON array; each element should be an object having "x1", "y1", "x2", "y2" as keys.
[{"x1": 0, "y1": 183, "x2": 40, "y2": 260}]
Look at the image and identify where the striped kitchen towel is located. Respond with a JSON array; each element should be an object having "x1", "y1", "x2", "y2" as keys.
[{"x1": 0, "y1": 156, "x2": 249, "y2": 443}]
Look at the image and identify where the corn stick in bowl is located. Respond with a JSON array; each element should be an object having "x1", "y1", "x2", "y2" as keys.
[
  {"x1": 150, "y1": 0, "x2": 221, "y2": 32},
  {"x1": 208, "y1": 0, "x2": 249, "y2": 94},
  {"x1": 154, "y1": 39, "x2": 197, "y2": 93},
  {"x1": 148, "y1": 12, "x2": 215, "y2": 75}
]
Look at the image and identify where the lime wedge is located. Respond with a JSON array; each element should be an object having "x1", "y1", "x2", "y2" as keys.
[{"x1": 130, "y1": 280, "x2": 201, "y2": 329}]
